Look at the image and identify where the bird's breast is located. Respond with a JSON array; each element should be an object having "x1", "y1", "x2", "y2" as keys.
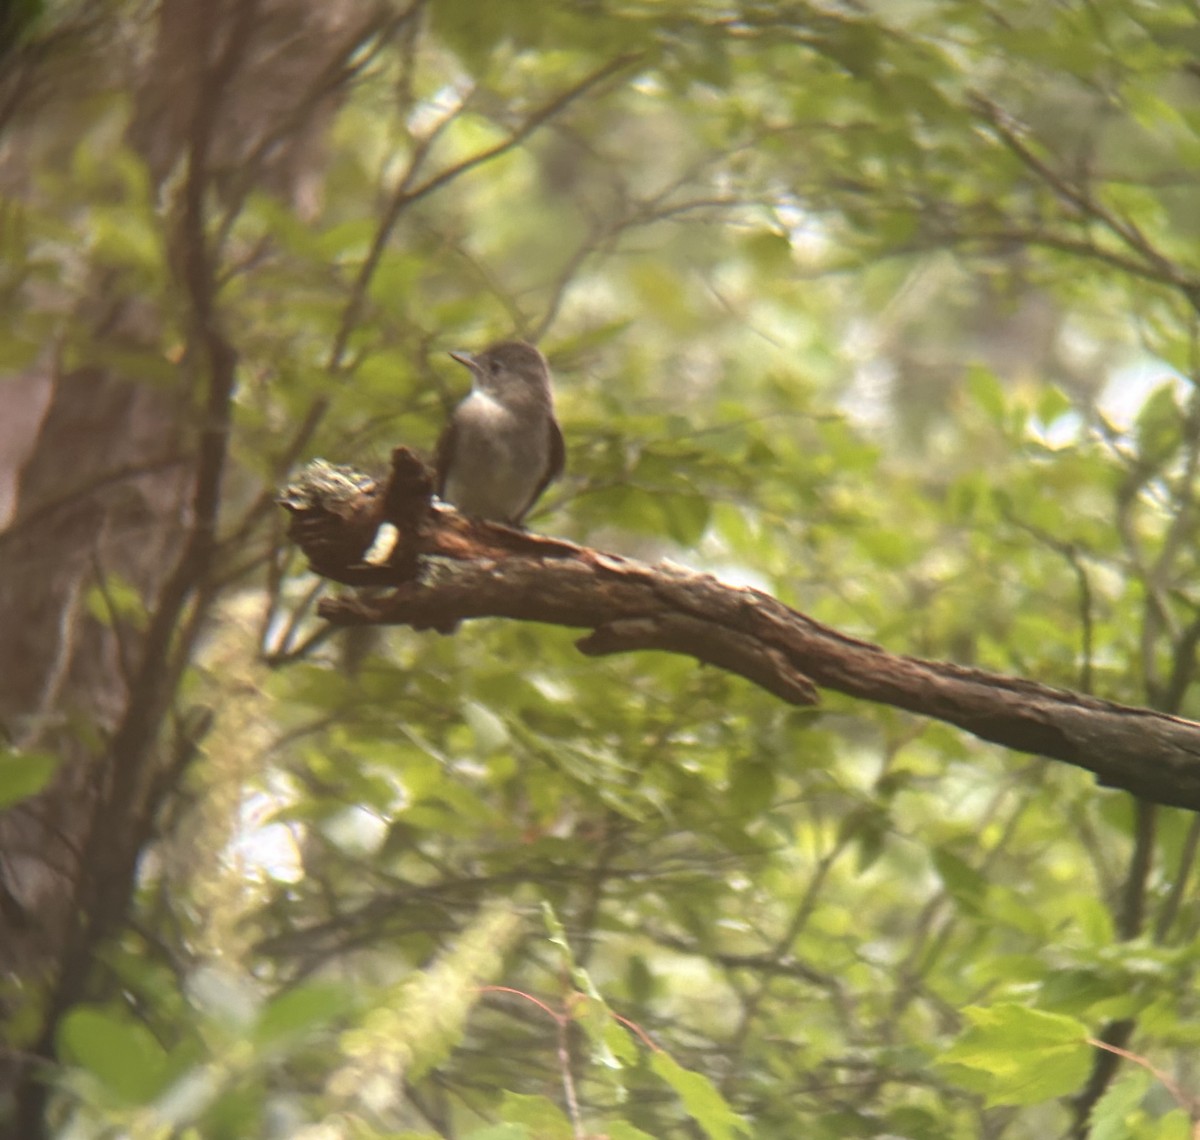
[{"x1": 442, "y1": 392, "x2": 550, "y2": 522}]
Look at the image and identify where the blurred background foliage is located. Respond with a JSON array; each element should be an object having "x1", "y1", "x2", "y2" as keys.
[{"x1": 3, "y1": 0, "x2": 1200, "y2": 1137}]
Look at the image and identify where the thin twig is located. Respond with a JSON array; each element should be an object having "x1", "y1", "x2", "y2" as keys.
[{"x1": 972, "y1": 95, "x2": 1197, "y2": 297}]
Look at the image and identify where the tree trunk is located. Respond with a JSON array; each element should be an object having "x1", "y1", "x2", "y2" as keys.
[{"x1": 0, "y1": 0, "x2": 368, "y2": 1130}]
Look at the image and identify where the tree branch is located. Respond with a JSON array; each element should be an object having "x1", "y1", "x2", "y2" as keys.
[{"x1": 280, "y1": 450, "x2": 1200, "y2": 812}]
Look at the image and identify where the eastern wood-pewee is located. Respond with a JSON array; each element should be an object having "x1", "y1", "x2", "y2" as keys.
[{"x1": 435, "y1": 340, "x2": 565, "y2": 525}]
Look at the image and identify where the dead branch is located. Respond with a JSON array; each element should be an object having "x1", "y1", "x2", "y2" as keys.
[{"x1": 280, "y1": 448, "x2": 1200, "y2": 813}]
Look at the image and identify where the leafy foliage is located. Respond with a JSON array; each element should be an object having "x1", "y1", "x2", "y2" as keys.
[{"x1": 6, "y1": 0, "x2": 1200, "y2": 1138}]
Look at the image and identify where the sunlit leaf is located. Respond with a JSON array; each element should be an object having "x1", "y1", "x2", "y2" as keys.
[
  {"x1": 939, "y1": 1005, "x2": 1091, "y2": 1106},
  {"x1": 650, "y1": 1052, "x2": 752, "y2": 1140}
]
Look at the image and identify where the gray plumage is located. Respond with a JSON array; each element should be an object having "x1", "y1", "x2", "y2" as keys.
[{"x1": 435, "y1": 341, "x2": 565, "y2": 525}]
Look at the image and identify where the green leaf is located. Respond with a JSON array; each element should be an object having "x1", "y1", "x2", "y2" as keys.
[
  {"x1": 84, "y1": 574, "x2": 147, "y2": 629},
  {"x1": 1134, "y1": 381, "x2": 1183, "y2": 465},
  {"x1": 1037, "y1": 968, "x2": 1129, "y2": 1017},
  {"x1": 599, "y1": 1015, "x2": 641, "y2": 1065},
  {"x1": 603, "y1": 1124, "x2": 660, "y2": 1140},
  {"x1": 967, "y1": 364, "x2": 1007, "y2": 425},
  {"x1": 0, "y1": 748, "x2": 58, "y2": 807},
  {"x1": 1149, "y1": 1111, "x2": 1195, "y2": 1140},
  {"x1": 650, "y1": 1052, "x2": 751, "y2": 1140},
  {"x1": 660, "y1": 492, "x2": 711, "y2": 548},
  {"x1": 90, "y1": 203, "x2": 161, "y2": 275},
  {"x1": 59, "y1": 1006, "x2": 172, "y2": 1105},
  {"x1": 1088, "y1": 1068, "x2": 1151, "y2": 1140},
  {"x1": 932, "y1": 847, "x2": 988, "y2": 915},
  {"x1": 743, "y1": 230, "x2": 793, "y2": 273},
  {"x1": 939, "y1": 1004, "x2": 1091, "y2": 1106},
  {"x1": 884, "y1": 1104, "x2": 945, "y2": 1139},
  {"x1": 498, "y1": 1092, "x2": 574, "y2": 1139},
  {"x1": 464, "y1": 1126, "x2": 530, "y2": 1140},
  {"x1": 254, "y1": 981, "x2": 351, "y2": 1046},
  {"x1": 1035, "y1": 384, "x2": 1073, "y2": 428},
  {"x1": 726, "y1": 759, "x2": 776, "y2": 818},
  {"x1": 463, "y1": 701, "x2": 512, "y2": 755}
]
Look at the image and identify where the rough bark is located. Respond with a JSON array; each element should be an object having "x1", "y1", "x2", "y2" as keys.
[
  {"x1": 284, "y1": 448, "x2": 1200, "y2": 814},
  {"x1": 0, "y1": 1, "x2": 370, "y2": 1131}
]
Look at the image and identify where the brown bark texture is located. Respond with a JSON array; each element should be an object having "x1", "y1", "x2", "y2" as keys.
[
  {"x1": 285, "y1": 447, "x2": 1200, "y2": 814},
  {"x1": 0, "y1": 0, "x2": 371, "y2": 1132}
]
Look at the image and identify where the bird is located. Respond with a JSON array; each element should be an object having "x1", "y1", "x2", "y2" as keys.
[{"x1": 434, "y1": 340, "x2": 565, "y2": 526}]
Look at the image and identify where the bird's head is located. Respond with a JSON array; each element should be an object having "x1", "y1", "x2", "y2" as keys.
[{"x1": 450, "y1": 341, "x2": 552, "y2": 402}]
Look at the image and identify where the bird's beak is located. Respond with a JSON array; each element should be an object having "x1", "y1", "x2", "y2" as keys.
[{"x1": 449, "y1": 350, "x2": 475, "y2": 369}]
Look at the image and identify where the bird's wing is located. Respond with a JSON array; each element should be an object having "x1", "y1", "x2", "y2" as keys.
[
  {"x1": 517, "y1": 415, "x2": 566, "y2": 523},
  {"x1": 547, "y1": 416, "x2": 566, "y2": 484}
]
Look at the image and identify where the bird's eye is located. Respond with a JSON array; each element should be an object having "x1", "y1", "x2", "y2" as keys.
[{"x1": 489, "y1": 359, "x2": 502, "y2": 375}]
